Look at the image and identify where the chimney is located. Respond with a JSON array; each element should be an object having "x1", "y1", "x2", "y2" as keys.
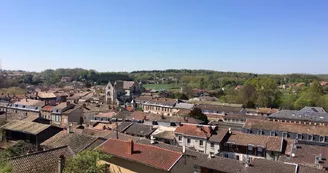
[
  {"x1": 126, "y1": 139, "x2": 134, "y2": 154},
  {"x1": 67, "y1": 123, "x2": 72, "y2": 134},
  {"x1": 228, "y1": 128, "x2": 231, "y2": 134},
  {"x1": 58, "y1": 155, "x2": 65, "y2": 173},
  {"x1": 25, "y1": 98, "x2": 28, "y2": 102},
  {"x1": 35, "y1": 92, "x2": 38, "y2": 98},
  {"x1": 66, "y1": 101, "x2": 70, "y2": 108},
  {"x1": 182, "y1": 145, "x2": 186, "y2": 153}
]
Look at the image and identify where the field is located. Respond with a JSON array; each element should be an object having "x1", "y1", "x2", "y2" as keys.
[
  {"x1": 143, "y1": 83, "x2": 180, "y2": 91},
  {"x1": 0, "y1": 87, "x2": 26, "y2": 95}
]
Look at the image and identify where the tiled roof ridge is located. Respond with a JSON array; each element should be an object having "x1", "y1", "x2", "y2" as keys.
[
  {"x1": 108, "y1": 138, "x2": 183, "y2": 155},
  {"x1": 10, "y1": 145, "x2": 72, "y2": 160}
]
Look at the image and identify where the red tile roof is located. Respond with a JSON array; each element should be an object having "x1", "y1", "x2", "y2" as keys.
[
  {"x1": 130, "y1": 111, "x2": 147, "y2": 121},
  {"x1": 98, "y1": 138, "x2": 182, "y2": 171},
  {"x1": 41, "y1": 105, "x2": 54, "y2": 112},
  {"x1": 175, "y1": 124, "x2": 212, "y2": 138}
]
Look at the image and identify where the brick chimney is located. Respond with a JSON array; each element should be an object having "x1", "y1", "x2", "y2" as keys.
[
  {"x1": 35, "y1": 92, "x2": 38, "y2": 98},
  {"x1": 66, "y1": 101, "x2": 70, "y2": 107},
  {"x1": 126, "y1": 139, "x2": 134, "y2": 155}
]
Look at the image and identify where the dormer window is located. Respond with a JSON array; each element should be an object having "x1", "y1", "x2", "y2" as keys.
[
  {"x1": 282, "y1": 132, "x2": 287, "y2": 138},
  {"x1": 258, "y1": 130, "x2": 262, "y2": 135},
  {"x1": 297, "y1": 134, "x2": 303, "y2": 140},
  {"x1": 247, "y1": 145, "x2": 253, "y2": 155},
  {"x1": 246, "y1": 129, "x2": 250, "y2": 133},
  {"x1": 270, "y1": 131, "x2": 275, "y2": 136},
  {"x1": 308, "y1": 135, "x2": 313, "y2": 141},
  {"x1": 320, "y1": 136, "x2": 325, "y2": 143}
]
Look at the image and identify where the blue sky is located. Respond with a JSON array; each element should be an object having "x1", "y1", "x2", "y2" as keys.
[{"x1": 0, "y1": 0, "x2": 327, "y2": 74}]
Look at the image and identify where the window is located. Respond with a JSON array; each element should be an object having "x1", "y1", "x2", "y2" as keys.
[
  {"x1": 248, "y1": 145, "x2": 253, "y2": 155},
  {"x1": 199, "y1": 140, "x2": 203, "y2": 146},
  {"x1": 257, "y1": 147, "x2": 264, "y2": 157},
  {"x1": 320, "y1": 136, "x2": 325, "y2": 142},
  {"x1": 236, "y1": 155, "x2": 240, "y2": 161},
  {"x1": 297, "y1": 134, "x2": 303, "y2": 140},
  {"x1": 187, "y1": 138, "x2": 191, "y2": 143},
  {"x1": 270, "y1": 131, "x2": 275, "y2": 136},
  {"x1": 282, "y1": 132, "x2": 287, "y2": 138},
  {"x1": 308, "y1": 135, "x2": 313, "y2": 141},
  {"x1": 210, "y1": 143, "x2": 214, "y2": 148},
  {"x1": 246, "y1": 129, "x2": 250, "y2": 133},
  {"x1": 178, "y1": 136, "x2": 182, "y2": 141},
  {"x1": 258, "y1": 130, "x2": 262, "y2": 135},
  {"x1": 194, "y1": 165, "x2": 201, "y2": 173}
]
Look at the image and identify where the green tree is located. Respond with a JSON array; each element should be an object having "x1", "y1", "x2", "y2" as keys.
[
  {"x1": 0, "y1": 150, "x2": 12, "y2": 173},
  {"x1": 64, "y1": 150, "x2": 110, "y2": 173},
  {"x1": 189, "y1": 108, "x2": 208, "y2": 124}
]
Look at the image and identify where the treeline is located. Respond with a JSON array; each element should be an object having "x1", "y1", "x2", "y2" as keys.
[
  {"x1": 222, "y1": 78, "x2": 328, "y2": 110},
  {"x1": 131, "y1": 69, "x2": 323, "y2": 90}
]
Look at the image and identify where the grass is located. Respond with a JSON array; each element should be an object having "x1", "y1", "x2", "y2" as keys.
[
  {"x1": 143, "y1": 83, "x2": 180, "y2": 91},
  {"x1": 0, "y1": 87, "x2": 26, "y2": 95}
]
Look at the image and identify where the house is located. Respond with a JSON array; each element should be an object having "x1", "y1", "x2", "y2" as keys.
[
  {"x1": 220, "y1": 131, "x2": 294, "y2": 161},
  {"x1": 279, "y1": 144, "x2": 328, "y2": 171},
  {"x1": 40, "y1": 102, "x2": 83, "y2": 127},
  {"x1": 41, "y1": 130, "x2": 106, "y2": 153},
  {"x1": 243, "y1": 119, "x2": 328, "y2": 144},
  {"x1": 223, "y1": 114, "x2": 268, "y2": 124},
  {"x1": 269, "y1": 110, "x2": 328, "y2": 125},
  {"x1": 174, "y1": 123, "x2": 214, "y2": 154},
  {"x1": 10, "y1": 146, "x2": 75, "y2": 173},
  {"x1": 98, "y1": 138, "x2": 183, "y2": 173},
  {"x1": 134, "y1": 95, "x2": 153, "y2": 107},
  {"x1": 91, "y1": 111, "x2": 116, "y2": 122},
  {"x1": 321, "y1": 81, "x2": 328, "y2": 86},
  {"x1": 1, "y1": 120, "x2": 62, "y2": 150},
  {"x1": 151, "y1": 126, "x2": 177, "y2": 145},
  {"x1": 36, "y1": 92, "x2": 57, "y2": 105},
  {"x1": 143, "y1": 98, "x2": 178, "y2": 116},
  {"x1": 105, "y1": 80, "x2": 141, "y2": 104},
  {"x1": 7, "y1": 99, "x2": 45, "y2": 118},
  {"x1": 256, "y1": 107, "x2": 279, "y2": 116},
  {"x1": 115, "y1": 122, "x2": 134, "y2": 133},
  {"x1": 123, "y1": 123, "x2": 156, "y2": 138},
  {"x1": 195, "y1": 104, "x2": 246, "y2": 115}
]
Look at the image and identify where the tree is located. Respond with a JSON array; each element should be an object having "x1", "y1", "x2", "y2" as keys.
[
  {"x1": 0, "y1": 150, "x2": 12, "y2": 173},
  {"x1": 189, "y1": 108, "x2": 209, "y2": 124},
  {"x1": 64, "y1": 150, "x2": 110, "y2": 173}
]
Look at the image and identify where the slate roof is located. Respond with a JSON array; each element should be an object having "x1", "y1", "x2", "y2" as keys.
[
  {"x1": 11, "y1": 146, "x2": 75, "y2": 173},
  {"x1": 196, "y1": 104, "x2": 243, "y2": 114},
  {"x1": 124, "y1": 123, "x2": 155, "y2": 136},
  {"x1": 115, "y1": 122, "x2": 133, "y2": 133},
  {"x1": 41, "y1": 131, "x2": 99, "y2": 153},
  {"x1": 244, "y1": 119, "x2": 328, "y2": 136},
  {"x1": 174, "y1": 103, "x2": 194, "y2": 109},
  {"x1": 279, "y1": 144, "x2": 328, "y2": 169},
  {"x1": 98, "y1": 138, "x2": 183, "y2": 171},
  {"x1": 208, "y1": 129, "x2": 228, "y2": 143},
  {"x1": 1, "y1": 120, "x2": 51, "y2": 135},
  {"x1": 300, "y1": 107, "x2": 326, "y2": 113},
  {"x1": 175, "y1": 124, "x2": 212, "y2": 139},
  {"x1": 269, "y1": 110, "x2": 328, "y2": 123}
]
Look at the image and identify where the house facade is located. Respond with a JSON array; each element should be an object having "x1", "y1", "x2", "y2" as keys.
[{"x1": 243, "y1": 119, "x2": 328, "y2": 144}]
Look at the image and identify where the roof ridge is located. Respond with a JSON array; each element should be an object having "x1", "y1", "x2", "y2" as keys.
[{"x1": 109, "y1": 138, "x2": 183, "y2": 155}]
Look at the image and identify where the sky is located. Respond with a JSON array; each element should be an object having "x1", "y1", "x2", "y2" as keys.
[{"x1": 0, "y1": 0, "x2": 327, "y2": 74}]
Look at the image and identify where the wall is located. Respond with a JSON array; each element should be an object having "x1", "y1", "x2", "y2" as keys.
[
  {"x1": 105, "y1": 157, "x2": 168, "y2": 173},
  {"x1": 206, "y1": 141, "x2": 220, "y2": 155},
  {"x1": 143, "y1": 105, "x2": 174, "y2": 116},
  {"x1": 176, "y1": 134, "x2": 207, "y2": 153}
]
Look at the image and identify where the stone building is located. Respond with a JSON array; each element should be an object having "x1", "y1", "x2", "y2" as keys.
[{"x1": 105, "y1": 81, "x2": 141, "y2": 104}]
